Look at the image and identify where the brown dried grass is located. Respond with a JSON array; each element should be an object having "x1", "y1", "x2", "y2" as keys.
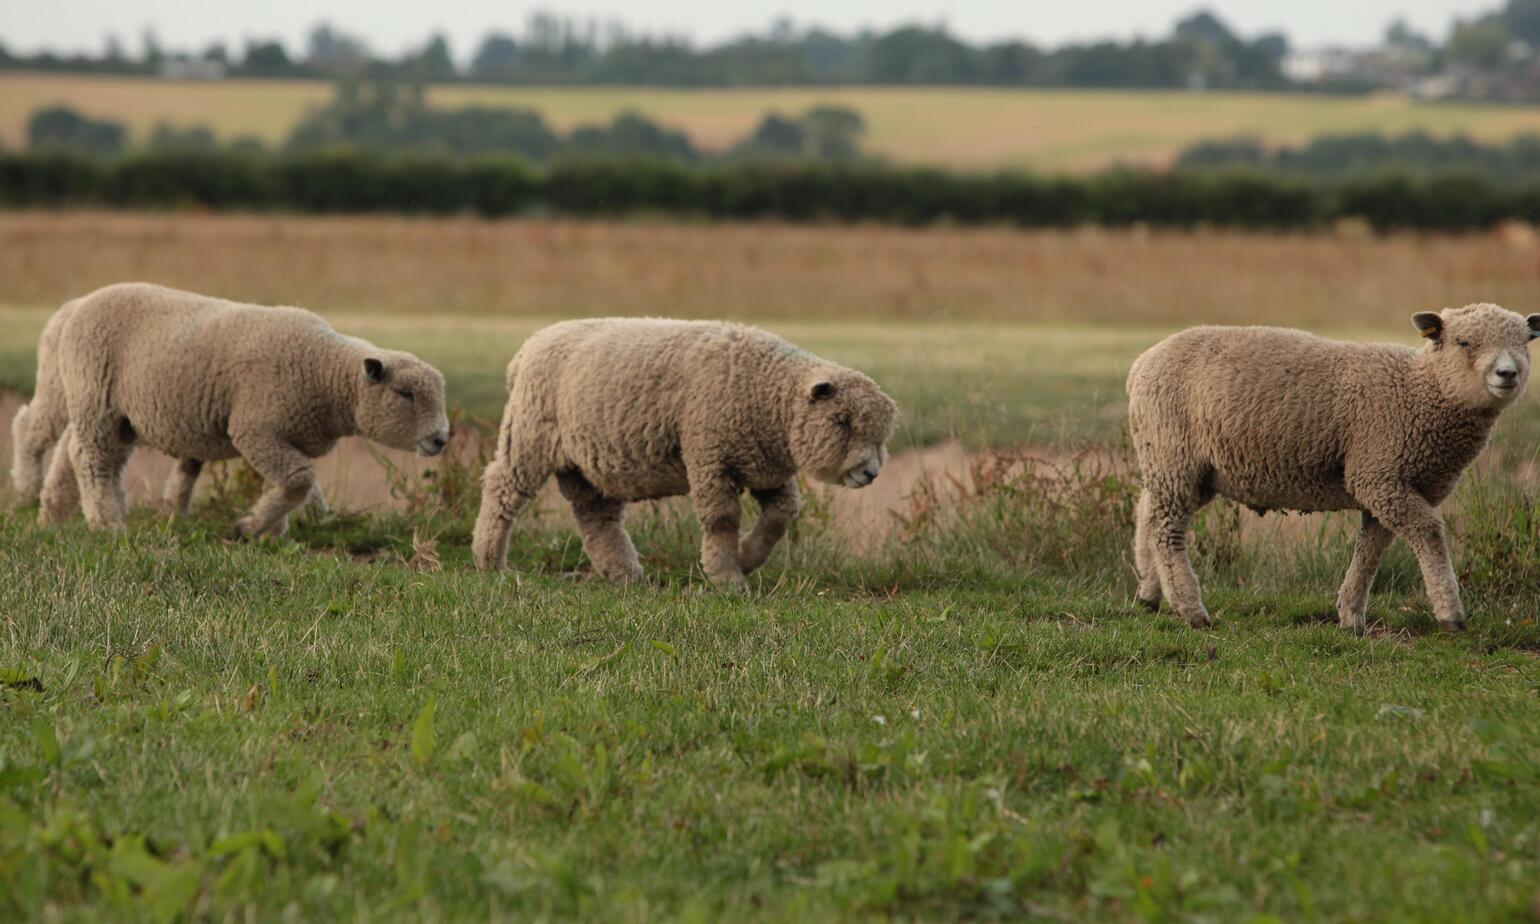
[{"x1": 3, "y1": 211, "x2": 1540, "y2": 328}]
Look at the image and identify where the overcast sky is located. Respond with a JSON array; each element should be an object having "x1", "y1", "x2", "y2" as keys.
[{"x1": 2, "y1": 1, "x2": 1495, "y2": 59}]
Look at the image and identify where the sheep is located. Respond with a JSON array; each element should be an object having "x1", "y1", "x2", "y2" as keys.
[
  {"x1": 1127, "y1": 304, "x2": 1540, "y2": 633},
  {"x1": 18, "y1": 282, "x2": 450, "y2": 536},
  {"x1": 471, "y1": 318, "x2": 898, "y2": 590},
  {"x1": 11, "y1": 298, "x2": 331, "y2": 517}
]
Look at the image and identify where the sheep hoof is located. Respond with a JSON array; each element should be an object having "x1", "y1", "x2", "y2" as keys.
[
  {"x1": 1184, "y1": 610, "x2": 1213, "y2": 630},
  {"x1": 1438, "y1": 617, "x2": 1468, "y2": 633},
  {"x1": 711, "y1": 573, "x2": 750, "y2": 594},
  {"x1": 1135, "y1": 594, "x2": 1161, "y2": 613}
]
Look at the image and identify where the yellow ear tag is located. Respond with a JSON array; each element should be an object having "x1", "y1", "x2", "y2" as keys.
[{"x1": 1419, "y1": 326, "x2": 1439, "y2": 337}]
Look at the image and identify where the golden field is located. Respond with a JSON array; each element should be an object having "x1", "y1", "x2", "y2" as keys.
[
  {"x1": 4, "y1": 211, "x2": 1540, "y2": 327},
  {"x1": 9, "y1": 72, "x2": 1540, "y2": 170}
]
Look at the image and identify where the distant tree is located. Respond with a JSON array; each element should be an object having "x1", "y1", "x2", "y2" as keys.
[
  {"x1": 733, "y1": 113, "x2": 806, "y2": 158},
  {"x1": 567, "y1": 112, "x2": 697, "y2": 160},
  {"x1": 1448, "y1": 16, "x2": 1512, "y2": 69},
  {"x1": 471, "y1": 33, "x2": 521, "y2": 78},
  {"x1": 411, "y1": 33, "x2": 457, "y2": 81},
  {"x1": 307, "y1": 23, "x2": 370, "y2": 74},
  {"x1": 240, "y1": 39, "x2": 299, "y2": 76},
  {"x1": 801, "y1": 106, "x2": 865, "y2": 159},
  {"x1": 1254, "y1": 32, "x2": 1289, "y2": 61},
  {"x1": 1385, "y1": 18, "x2": 1433, "y2": 51},
  {"x1": 1174, "y1": 10, "x2": 1237, "y2": 45},
  {"x1": 730, "y1": 106, "x2": 865, "y2": 161},
  {"x1": 147, "y1": 122, "x2": 220, "y2": 151},
  {"x1": 1504, "y1": 0, "x2": 1540, "y2": 46},
  {"x1": 28, "y1": 106, "x2": 127, "y2": 156},
  {"x1": 864, "y1": 26, "x2": 978, "y2": 83},
  {"x1": 141, "y1": 28, "x2": 164, "y2": 68}
]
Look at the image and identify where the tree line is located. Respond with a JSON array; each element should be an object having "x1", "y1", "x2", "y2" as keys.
[
  {"x1": 2, "y1": 148, "x2": 1533, "y2": 233},
  {"x1": 1177, "y1": 132, "x2": 1540, "y2": 184},
  {"x1": 23, "y1": 78, "x2": 866, "y2": 165},
  {"x1": 0, "y1": 10, "x2": 1288, "y2": 90}
]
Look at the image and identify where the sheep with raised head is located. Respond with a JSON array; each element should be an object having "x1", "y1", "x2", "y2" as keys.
[
  {"x1": 15, "y1": 283, "x2": 449, "y2": 536},
  {"x1": 471, "y1": 318, "x2": 898, "y2": 590},
  {"x1": 1127, "y1": 304, "x2": 1540, "y2": 632}
]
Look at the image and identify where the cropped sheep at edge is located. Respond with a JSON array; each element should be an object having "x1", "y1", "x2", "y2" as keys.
[
  {"x1": 471, "y1": 317, "x2": 898, "y2": 590},
  {"x1": 1126, "y1": 303, "x2": 1540, "y2": 633},
  {"x1": 12, "y1": 282, "x2": 450, "y2": 537}
]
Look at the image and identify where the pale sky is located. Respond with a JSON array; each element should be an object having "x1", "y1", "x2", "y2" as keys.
[{"x1": 1, "y1": 1, "x2": 1495, "y2": 60}]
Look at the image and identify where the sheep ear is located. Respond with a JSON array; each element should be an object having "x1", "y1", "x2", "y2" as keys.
[
  {"x1": 1411, "y1": 312, "x2": 1443, "y2": 340},
  {"x1": 1527, "y1": 314, "x2": 1540, "y2": 340},
  {"x1": 809, "y1": 381, "x2": 836, "y2": 402},
  {"x1": 363, "y1": 357, "x2": 387, "y2": 383}
]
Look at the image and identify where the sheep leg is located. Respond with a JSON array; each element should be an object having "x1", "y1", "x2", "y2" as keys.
[
  {"x1": 471, "y1": 449, "x2": 547, "y2": 572},
  {"x1": 69, "y1": 424, "x2": 133, "y2": 532},
  {"x1": 740, "y1": 480, "x2": 801, "y2": 575},
  {"x1": 38, "y1": 424, "x2": 81, "y2": 525},
  {"x1": 11, "y1": 396, "x2": 67, "y2": 505},
  {"x1": 1359, "y1": 490, "x2": 1466, "y2": 630},
  {"x1": 163, "y1": 458, "x2": 204, "y2": 516},
  {"x1": 1335, "y1": 512, "x2": 1393, "y2": 635},
  {"x1": 557, "y1": 470, "x2": 643, "y2": 583},
  {"x1": 1133, "y1": 489, "x2": 1163, "y2": 611},
  {"x1": 689, "y1": 469, "x2": 748, "y2": 592},
  {"x1": 231, "y1": 437, "x2": 315, "y2": 539},
  {"x1": 1146, "y1": 482, "x2": 1212, "y2": 629},
  {"x1": 306, "y1": 482, "x2": 330, "y2": 514}
]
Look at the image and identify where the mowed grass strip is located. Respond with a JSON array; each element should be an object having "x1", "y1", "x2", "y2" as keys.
[
  {"x1": 1, "y1": 499, "x2": 1539, "y2": 920},
  {"x1": 9, "y1": 73, "x2": 1540, "y2": 169}
]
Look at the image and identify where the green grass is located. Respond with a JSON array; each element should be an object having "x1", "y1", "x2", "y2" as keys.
[
  {"x1": 9, "y1": 74, "x2": 1540, "y2": 170},
  {"x1": 5, "y1": 305, "x2": 1540, "y2": 919},
  {"x1": 3, "y1": 465, "x2": 1540, "y2": 920}
]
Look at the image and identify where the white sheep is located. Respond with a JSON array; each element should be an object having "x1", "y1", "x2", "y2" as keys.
[
  {"x1": 471, "y1": 318, "x2": 898, "y2": 589},
  {"x1": 1128, "y1": 304, "x2": 1540, "y2": 632},
  {"x1": 15, "y1": 283, "x2": 450, "y2": 536}
]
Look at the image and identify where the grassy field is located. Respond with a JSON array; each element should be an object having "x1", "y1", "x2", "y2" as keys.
[
  {"x1": 3, "y1": 213, "x2": 1540, "y2": 919},
  {"x1": 10, "y1": 72, "x2": 1540, "y2": 170}
]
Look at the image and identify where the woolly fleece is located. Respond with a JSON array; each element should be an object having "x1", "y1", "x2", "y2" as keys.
[
  {"x1": 471, "y1": 318, "x2": 898, "y2": 589},
  {"x1": 1127, "y1": 304, "x2": 1540, "y2": 632},
  {"x1": 19, "y1": 283, "x2": 449, "y2": 536}
]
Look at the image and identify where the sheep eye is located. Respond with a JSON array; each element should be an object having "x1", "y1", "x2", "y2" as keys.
[
  {"x1": 394, "y1": 388, "x2": 415, "y2": 401},
  {"x1": 1456, "y1": 339, "x2": 1471, "y2": 348}
]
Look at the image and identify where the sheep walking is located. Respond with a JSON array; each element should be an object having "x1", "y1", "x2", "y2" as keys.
[
  {"x1": 14, "y1": 283, "x2": 450, "y2": 536},
  {"x1": 472, "y1": 318, "x2": 897, "y2": 590},
  {"x1": 1128, "y1": 304, "x2": 1540, "y2": 632}
]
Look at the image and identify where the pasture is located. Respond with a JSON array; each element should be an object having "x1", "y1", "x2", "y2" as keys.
[
  {"x1": 2, "y1": 212, "x2": 1540, "y2": 920},
  {"x1": 10, "y1": 73, "x2": 1540, "y2": 169}
]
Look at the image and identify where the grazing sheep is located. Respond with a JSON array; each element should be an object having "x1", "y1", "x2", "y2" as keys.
[
  {"x1": 22, "y1": 283, "x2": 449, "y2": 536},
  {"x1": 1128, "y1": 304, "x2": 1540, "y2": 633},
  {"x1": 471, "y1": 318, "x2": 898, "y2": 590}
]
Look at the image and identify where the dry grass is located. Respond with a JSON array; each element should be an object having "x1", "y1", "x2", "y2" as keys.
[
  {"x1": 9, "y1": 73, "x2": 1540, "y2": 169},
  {"x1": 3, "y1": 211, "x2": 1540, "y2": 328}
]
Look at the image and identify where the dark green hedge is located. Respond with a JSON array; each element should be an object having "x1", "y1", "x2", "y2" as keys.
[{"x1": 1, "y1": 149, "x2": 1534, "y2": 232}]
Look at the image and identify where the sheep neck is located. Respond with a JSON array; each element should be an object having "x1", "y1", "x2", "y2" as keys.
[
  {"x1": 321, "y1": 337, "x2": 364, "y2": 438},
  {"x1": 1405, "y1": 350, "x2": 1501, "y2": 439}
]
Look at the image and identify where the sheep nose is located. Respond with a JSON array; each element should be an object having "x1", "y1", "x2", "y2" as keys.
[
  {"x1": 1497, "y1": 367, "x2": 1519, "y2": 382},
  {"x1": 863, "y1": 466, "x2": 880, "y2": 483},
  {"x1": 430, "y1": 435, "x2": 447, "y2": 451}
]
